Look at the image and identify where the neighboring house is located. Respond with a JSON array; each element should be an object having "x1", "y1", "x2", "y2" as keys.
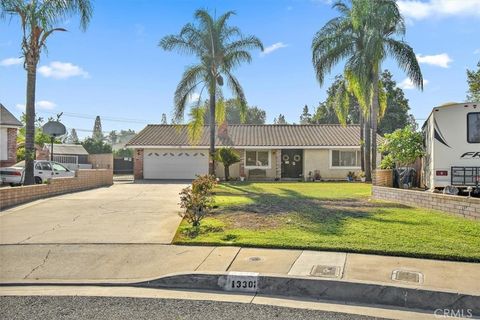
[
  {"x1": 0, "y1": 104, "x2": 22, "y2": 167},
  {"x1": 43, "y1": 144, "x2": 92, "y2": 170},
  {"x1": 126, "y1": 124, "x2": 381, "y2": 180}
]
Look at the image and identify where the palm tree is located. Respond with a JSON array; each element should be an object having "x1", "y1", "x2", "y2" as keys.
[
  {"x1": 312, "y1": 0, "x2": 422, "y2": 181},
  {"x1": 1, "y1": 0, "x2": 93, "y2": 185},
  {"x1": 159, "y1": 10, "x2": 263, "y2": 175}
]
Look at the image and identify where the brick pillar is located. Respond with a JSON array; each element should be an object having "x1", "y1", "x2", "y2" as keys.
[
  {"x1": 239, "y1": 149, "x2": 245, "y2": 177},
  {"x1": 133, "y1": 148, "x2": 144, "y2": 180},
  {"x1": 0, "y1": 128, "x2": 19, "y2": 167},
  {"x1": 275, "y1": 149, "x2": 281, "y2": 179}
]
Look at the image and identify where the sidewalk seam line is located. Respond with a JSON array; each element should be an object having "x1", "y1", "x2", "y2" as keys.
[
  {"x1": 341, "y1": 253, "x2": 348, "y2": 279},
  {"x1": 194, "y1": 247, "x2": 216, "y2": 271},
  {"x1": 225, "y1": 247, "x2": 242, "y2": 271},
  {"x1": 287, "y1": 250, "x2": 304, "y2": 274}
]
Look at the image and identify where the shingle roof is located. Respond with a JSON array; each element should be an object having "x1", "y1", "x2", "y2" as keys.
[
  {"x1": 47, "y1": 144, "x2": 89, "y2": 155},
  {"x1": 127, "y1": 124, "x2": 378, "y2": 147},
  {"x1": 0, "y1": 104, "x2": 22, "y2": 127}
]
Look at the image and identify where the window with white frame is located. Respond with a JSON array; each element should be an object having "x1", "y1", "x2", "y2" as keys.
[
  {"x1": 331, "y1": 150, "x2": 361, "y2": 168},
  {"x1": 245, "y1": 150, "x2": 270, "y2": 168},
  {"x1": 467, "y1": 113, "x2": 480, "y2": 143}
]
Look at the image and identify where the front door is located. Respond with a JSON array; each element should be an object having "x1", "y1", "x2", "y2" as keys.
[{"x1": 281, "y1": 149, "x2": 303, "y2": 179}]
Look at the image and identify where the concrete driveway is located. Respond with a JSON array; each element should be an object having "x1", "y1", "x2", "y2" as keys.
[{"x1": 0, "y1": 181, "x2": 188, "y2": 244}]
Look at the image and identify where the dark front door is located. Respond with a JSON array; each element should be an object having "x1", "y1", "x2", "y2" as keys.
[{"x1": 281, "y1": 149, "x2": 303, "y2": 179}]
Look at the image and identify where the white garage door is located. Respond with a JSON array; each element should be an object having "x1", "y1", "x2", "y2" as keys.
[{"x1": 143, "y1": 149, "x2": 209, "y2": 179}]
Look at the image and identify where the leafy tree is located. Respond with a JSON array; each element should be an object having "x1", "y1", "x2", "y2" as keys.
[
  {"x1": 299, "y1": 105, "x2": 312, "y2": 124},
  {"x1": 274, "y1": 114, "x2": 287, "y2": 124},
  {"x1": 380, "y1": 126, "x2": 424, "y2": 167},
  {"x1": 159, "y1": 9, "x2": 263, "y2": 175},
  {"x1": 107, "y1": 130, "x2": 118, "y2": 145},
  {"x1": 203, "y1": 99, "x2": 267, "y2": 125},
  {"x1": 466, "y1": 60, "x2": 480, "y2": 102},
  {"x1": 1, "y1": 0, "x2": 93, "y2": 185},
  {"x1": 161, "y1": 113, "x2": 168, "y2": 124},
  {"x1": 82, "y1": 138, "x2": 112, "y2": 154},
  {"x1": 67, "y1": 129, "x2": 80, "y2": 144},
  {"x1": 16, "y1": 114, "x2": 60, "y2": 161},
  {"x1": 114, "y1": 148, "x2": 133, "y2": 158},
  {"x1": 92, "y1": 116, "x2": 104, "y2": 142},
  {"x1": 312, "y1": 0, "x2": 423, "y2": 181},
  {"x1": 216, "y1": 148, "x2": 240, "y2": 180}
]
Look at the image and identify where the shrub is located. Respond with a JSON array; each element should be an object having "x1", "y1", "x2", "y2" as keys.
[
  {"x1": 179, "y1": 175, "x2": 217, "y2": 227},
  {"x1": 380, "y1": 154, "x2": 395, "y2": 169},
  {"x1": 216, "y1": 148, "x2": 240, "y2": 180},
  {"x1": 380, "y1": 126, "x2": 424, "y2": 167}
]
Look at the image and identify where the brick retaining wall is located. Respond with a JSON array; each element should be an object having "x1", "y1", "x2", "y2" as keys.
[
  {"x1": 372, "y1": 186, "x2": 480, "y2": 220},
  {"x1": 0, "y1": 169, "x2": 113, "y2": 210}
]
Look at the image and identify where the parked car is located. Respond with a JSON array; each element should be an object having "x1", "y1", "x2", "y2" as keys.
[{"x1": 0, "y1": 160, "x2": 75, "y2": 186}]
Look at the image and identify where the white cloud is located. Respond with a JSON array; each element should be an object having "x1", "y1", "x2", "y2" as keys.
[
  {"x1": 399, "y1": 78, "x2": 429, "y2": 90},
  {"x1": 0, "y1": 57, "x2": 23, "y2": 66},
  {"x1": 416, "y1": 53, "x2": 452, "y2": 68},
  {"x1": 398, "y1": 0, "x2": 480, "y2": 20},
  {"x1": 260, "y1": 42, "x2": 288, "y2": 57},
  {"x1": 16, "y1": 100, "x2": 57, "y2": 111},
  {"x1": 38, "y1": 61, "x2": 89, "y2": 79}
]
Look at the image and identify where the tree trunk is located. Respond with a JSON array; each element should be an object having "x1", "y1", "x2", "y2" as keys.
[
  {"x1": 24, "y1": 64, "x2": 37, "y2": 185},
  {"x1": 208, "y1": 88, "x2": 216, "y2": 175},
  {"x1": 364, "y1": 112, "x2": 372, "y2": 182},
  {"x1": 224, "y1": 165, "x2": 230, "y2": 181},
  {"x1": 359, "y1": 110, "x2": 365, "y2": 172},
  {"x1": 371, "y1": 72, "x2": 380, "y2": 173}
]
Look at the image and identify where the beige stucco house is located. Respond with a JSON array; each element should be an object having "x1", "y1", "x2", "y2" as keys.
[{"x1": 127, "y1": 124, "x2": 381, "y2": 181}]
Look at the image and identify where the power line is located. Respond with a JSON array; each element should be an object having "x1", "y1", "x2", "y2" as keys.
[{"x1": 37, "y1": 110, "x2": 150, "y2": 124}]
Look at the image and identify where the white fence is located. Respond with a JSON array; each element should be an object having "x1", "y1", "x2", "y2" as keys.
[{"x1": 52, "y1": 155, "x2": 78, "y2": 171}]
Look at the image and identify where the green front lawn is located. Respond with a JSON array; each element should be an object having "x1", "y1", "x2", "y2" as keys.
[{"x1": 174, "y1": 182, "x2": 480, "y2": 262}]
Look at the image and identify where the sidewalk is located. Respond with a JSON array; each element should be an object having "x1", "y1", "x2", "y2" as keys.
[{"x1": 1, "y1": 244, "x2": 479, "y2": 295}]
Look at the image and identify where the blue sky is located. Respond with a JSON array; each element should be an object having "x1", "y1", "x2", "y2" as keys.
[{"x1": 1, "y1": 0, "x2": 479, "y2": 138}]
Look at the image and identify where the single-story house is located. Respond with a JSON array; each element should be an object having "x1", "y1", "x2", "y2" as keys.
[
  {"x1": 42, "y1": 144, "x2": 91, "y2": 170},
  {"x1": 126, "y1": 124, "x2": 381, "y2": 181},
  {"x1": 0, "y1": 104, "x2": 22, "y2": 167}
]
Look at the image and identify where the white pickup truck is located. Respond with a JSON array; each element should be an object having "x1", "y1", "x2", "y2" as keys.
[{"x1": 0, "y1": 160, "x2": 75, "y2": 186}]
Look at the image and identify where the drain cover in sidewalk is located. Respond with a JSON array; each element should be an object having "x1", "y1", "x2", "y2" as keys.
[
  {"x1": 392, "y1": 270, "x2": 423, "y2": 283},
  {"x1": 310, "y1": 265, "x2": 341, "y2": 278}
]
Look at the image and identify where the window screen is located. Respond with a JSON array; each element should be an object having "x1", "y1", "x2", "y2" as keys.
[{"x1": 467, "y1": 113, "x2": 480, "y2": 143}]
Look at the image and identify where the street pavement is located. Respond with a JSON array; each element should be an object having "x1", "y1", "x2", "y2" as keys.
[{"x1": 0, "y1": 296, "x2": 388, "y2": 320}]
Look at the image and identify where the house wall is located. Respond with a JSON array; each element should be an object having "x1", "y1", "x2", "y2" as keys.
[
  {"x1": 303, "y1": 149, "x2": 359, "y2": 180},
  {"x1": 0, "y1": 127, "x2": 18, "y2": 167},
  {"x1": 304, "y1": 149, "x2": 381, "y2": 181},
  {"x1": 215, "y1": 149, "x2": 279, "y2": 180},
  {"x1": 0, "y1": 169, "x2": 113, "y2": 210}
]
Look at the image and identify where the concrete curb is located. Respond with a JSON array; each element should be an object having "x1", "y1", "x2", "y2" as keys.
[
  {"x1": 135, "y1": 273, "x2": 480, "y2": 315},
  {"x1": 2, "y1": 272, "x2": 479, "y2": 316}
]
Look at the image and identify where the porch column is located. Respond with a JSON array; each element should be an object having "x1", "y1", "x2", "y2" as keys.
[
  {"x1": 239, "y1": 149, "x2": 245, "y2": 177},
  {"x1": 275, "y1": 149, "x2": 281, "y2": 179}
]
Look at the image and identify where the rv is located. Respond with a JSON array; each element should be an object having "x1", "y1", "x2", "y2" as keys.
[{"x1": 422, "y1": 102, "x2": 480, "y2": 192}]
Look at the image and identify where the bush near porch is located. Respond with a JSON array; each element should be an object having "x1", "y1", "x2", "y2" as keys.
[{"x1": 174, "y1": 182, "x2": 480, "y2": 262}]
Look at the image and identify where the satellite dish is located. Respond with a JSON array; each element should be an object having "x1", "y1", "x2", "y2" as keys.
[{"x1": 43, "y1": 121, "x2": 66, "y2": 137}]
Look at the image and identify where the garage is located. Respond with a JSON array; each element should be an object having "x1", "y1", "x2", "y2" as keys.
[{"x1": 143, "y1": 149, "x2": 209, "y2": 179}]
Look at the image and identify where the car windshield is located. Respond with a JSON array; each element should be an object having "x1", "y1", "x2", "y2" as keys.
[{"x1": 13, "y1": 161, "x2": 25, "y2": 168}]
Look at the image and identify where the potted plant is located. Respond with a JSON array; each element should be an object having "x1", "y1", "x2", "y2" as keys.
[
  {"x1": 359, "y1": 171, "x2": 366, "y2": 182},
  {"x1": 240, "y1": 173, "x2": 246, "y2": 182},
  {"x1": 347, "y1": 171, "x2": 356, "y2": 182},
  {"x1": 314, "y1": 170, "x2": 321, "y2": 181}
]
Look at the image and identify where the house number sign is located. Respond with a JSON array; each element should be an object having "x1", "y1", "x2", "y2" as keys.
[{"x1": 221, "y1": 272, "x2": 259, "y2": 292}]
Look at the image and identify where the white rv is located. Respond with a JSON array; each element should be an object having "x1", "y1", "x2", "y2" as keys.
[{"x1": 422, "y1": 102, "x2": 480, "y2": 192}]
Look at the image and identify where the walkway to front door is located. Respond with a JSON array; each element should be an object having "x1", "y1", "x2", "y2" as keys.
[{"x1": 281, "y1": 149, "x2": 303, "y2": 179}]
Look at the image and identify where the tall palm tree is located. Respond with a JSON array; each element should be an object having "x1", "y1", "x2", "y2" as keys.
[
  {"x1": 312, "y1": 0, "x2": 422, "y2": 181},
  {"x1": 159, "y1": 9, "x2": 263, "y2": 175},
  {"x1": 1, "y1": 0, "x2": 93, "y2": 185}
]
